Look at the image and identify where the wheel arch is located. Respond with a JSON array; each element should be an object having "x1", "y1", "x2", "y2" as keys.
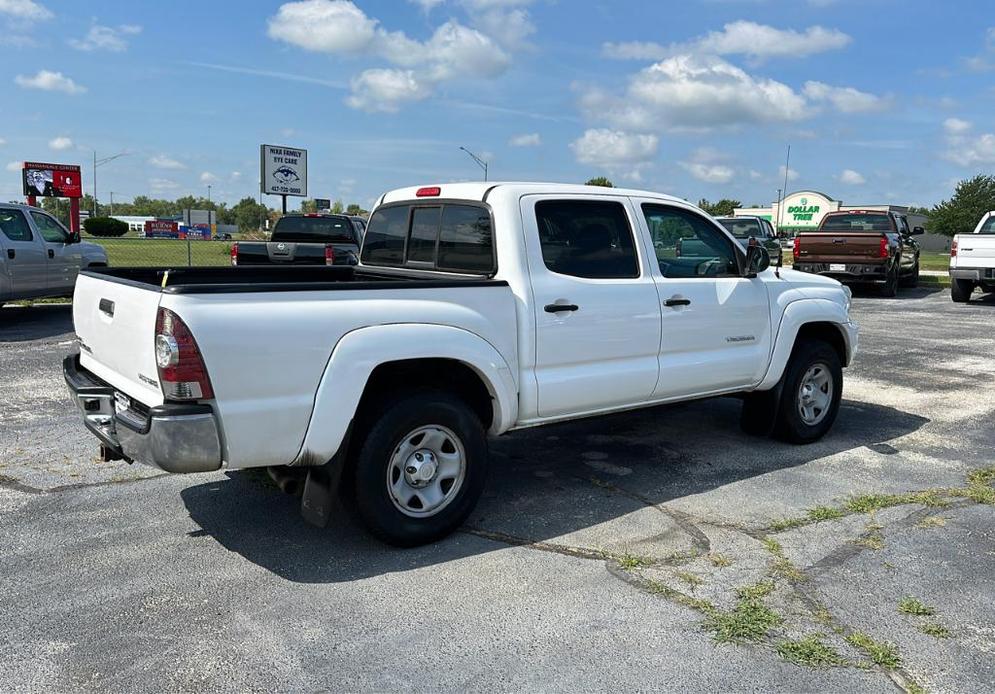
[{"x1": 757, "y1": 299, "x2": 853, "y2": 391}]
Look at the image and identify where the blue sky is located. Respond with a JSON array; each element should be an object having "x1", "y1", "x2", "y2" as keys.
[{"x1": 2, "y1": 0, "x2": 994, "y2": 209}]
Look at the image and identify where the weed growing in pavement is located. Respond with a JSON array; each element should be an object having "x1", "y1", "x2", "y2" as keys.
[
  {"x1": 707, "y1": 553, "x2": 732, "y2": 568},
  {"x1": 674, "y1": 570, "x2": 704, "y2": 589},
  {"x1": 769, "y1": 517, "x2": 807, "y2": 532},
  {"x1": 898, "y1": 597, "x2": 936, "y2": 616},
  {"x1": 736, "y1": 580, "x2": 775, "y2": 600},
  {"x1": 807, "y1": 505, "x2": 845, "y2": 521},
  {"x1": 846, "y1": 632, "x2": 901, "y2": 669},
  {"x1": 704, "y1": 591, "x2": 783, "y2": 644},
  {"x1": 617, "y1": 554, "x2": 652, "y2": 570},
  {"x1": 776, "y1": 634, "x2": 847, "y2": 668},
  {"x1": 916, "y1": 515, "x2": 947, "y2": 529},
  {"x1": 918, "y1": 622, "x2": 951, "y2": 638}
]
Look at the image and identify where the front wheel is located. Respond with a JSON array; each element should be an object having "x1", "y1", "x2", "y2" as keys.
[
  {"x1": 353, "y1": 391, "x2": 488, "y2": 546},
  {"x1": 951, "y1": 278, "x2": 973, "y2": 303},
  {"x1": 774, "y1": 340, "x2": 843, "y2": 444}
]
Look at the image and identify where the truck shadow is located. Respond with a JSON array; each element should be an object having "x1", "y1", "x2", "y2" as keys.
[
  {"x1": 0, "y1": 304, "x2": 74, "y2": 342},
  {"x1": 181, "y1": 397, "x2": 928, "y2": 584}
]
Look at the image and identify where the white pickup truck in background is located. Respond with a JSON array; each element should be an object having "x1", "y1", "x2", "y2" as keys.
[
  {"x1": 65, "y1": 182, "x2": 858, "y2": 546},
  {"x1": 949, "y1": 211, "x2": 995, "y2": 302}
]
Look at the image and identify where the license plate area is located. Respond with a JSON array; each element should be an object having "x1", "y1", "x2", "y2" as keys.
[{"x1": 829, "y1": 263, "x2": 846, "y2": 272}]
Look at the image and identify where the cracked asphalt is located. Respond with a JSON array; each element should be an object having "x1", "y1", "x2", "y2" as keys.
[{"x1": 1, "y1": 287, "x2": 994, "y2": 693}]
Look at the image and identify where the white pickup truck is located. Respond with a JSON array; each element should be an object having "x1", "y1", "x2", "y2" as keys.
[
  {"x1": 949, "y1": 211, "x2": 995, "y2": 302},
  {"x1": 65, "y1": 183, "x2": 857, "y2": 545}
]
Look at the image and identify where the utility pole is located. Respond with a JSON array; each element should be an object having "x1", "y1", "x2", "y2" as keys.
[
  {"x1": 459, "y1": 146, "x2": 489, "y2": 181},
  {"x1": 109, "y1": 191, "x2": 114, "y2": 216},
  {"x1": 91, "y1": 150, "x2": 128, "y2": 217},
  {"x1": 777, "y1": 145, "x2": 791, "y2": 234},
  {"x1": 207, "y1": 184, "x2": 212, "y2": 205}
]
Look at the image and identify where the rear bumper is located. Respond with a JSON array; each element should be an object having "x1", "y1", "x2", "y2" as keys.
[
  {"x1": 949, "y1": 267, "x2": 995, "y2": 281},
  {"x1": 63, "y1": 354, "x2": 222, "y2": 473},
  {"x1": 794, "y1": 262, "x2": 889, "y2": 283}
]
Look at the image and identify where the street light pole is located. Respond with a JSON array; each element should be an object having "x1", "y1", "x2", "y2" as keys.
[
  {"x1": 459, "y1": 146, "x2": 488, "y2": 181},
  {"x1": 109, "y1": 191, "x2": 114, "y2": 216},
  {"x1": 91, "y1": 150, "x2": 129, "y2": 217}
]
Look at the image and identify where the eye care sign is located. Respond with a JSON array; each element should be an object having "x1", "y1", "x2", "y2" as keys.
[{"x1": 260, "y1": 144, "x2": 307, "y2": 197}]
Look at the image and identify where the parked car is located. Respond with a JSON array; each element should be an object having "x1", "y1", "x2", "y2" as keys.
[
  {"x1": 348, "y1": 215, "x2": 367, "y2": 242},
  {"x1": 792, "y1": 210, "x2": 922, "y2": 296},
  {"x1": 949, "y1": 211, "x2": 995, "y2": 302},
  {"x1": 0, "y1": 203, "x2": 108, "y2": 309},
  {"x1": 230, "y1": 213, "x2": 360, "y2": 266},
  {"x1": 715, "y1": 216, "x2": 783, "y2": 265},
  {"x1": 65, "y1": 182, "x2": 857, "y2": 546}
]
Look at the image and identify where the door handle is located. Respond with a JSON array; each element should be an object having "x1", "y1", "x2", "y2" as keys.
[
  {"x1": 48, "y1": 249, "x2": 55, "y2": 258},
  {"x1": 6, "y1": 249, "x2": 13, "y2": 259},
  {"x1": 544, "y1": 303, "x2": 579, "y2": 313},
  {"x1": 664, "y1": 297, "x2": 691, "y2": 307}
]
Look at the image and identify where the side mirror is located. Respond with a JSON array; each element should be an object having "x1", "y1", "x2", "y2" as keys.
[
  {"x1": 744, "y1": 244, "x2": 770, "y2": 277},
  {"x1": 912, "y1": 226, "x2": 925, "y2": 236},
  {"x1": 67, "y1": 231, "x2": 80, "y2": 244}
]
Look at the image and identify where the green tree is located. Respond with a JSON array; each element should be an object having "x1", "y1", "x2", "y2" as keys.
[
  {"x1": 930, "y1": 175, "x2": 995, "y2": 237},
  {"x1": 331, "y1": 200, "x2": 344, "y2": 214},
  {"x1": 697, "y1": 198, "x2": 742, "y2": 216},
  {"x1": 231, "y1": 197, "x2": 270, "y2": 232},
  {"x1": 300, "y1": 199, "x2": 318, "y2": 214},
  {"x1": 585, "y1": 176, "x2": 614, "y2": 188},
  {"x1": 346, "y1": 203, "x2": 367, "y2": 216}
]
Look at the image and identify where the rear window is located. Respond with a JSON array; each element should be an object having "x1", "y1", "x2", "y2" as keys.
[
  {"x1": 979, "y1": 217, "x2": 995, "y2": 234},
  {"x1": 718, "y1": 218, "x2": 763, "y2": 239},
  {"x1": 271, "y1": 215, "x2": 356, "y2": 243},
  {"x1": 820, "y1": 213, "x2": 894, "y2": 232},
  {"x1": 0, "y1": 209, "x2": 32, "y2": 241},
  {"x1": 361, "y1": 203, "x2": 495, "y2": 273}
]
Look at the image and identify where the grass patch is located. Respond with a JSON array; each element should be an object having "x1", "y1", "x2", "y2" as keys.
[
  {"x1": 919, "y1": 250, "x2": 952, "y2": 272},
  {"x1": 769, "y1": 517, "x2": 807, "y2": 532},
  {"x1": 707, "y1": 553, "x2": 732, "y2": 568},
  {"x1": 898, "y1": 597, "x2": 936, "y2": 616},
  {"x1": 704, "y1": 597, "x2": 783, "y2": 643},
  {"x1": 918, "y1": 622, "x2": 950, "y2": 639},
  {"x1": 855, "y1": 531, "x2": 885, "y2": 550},
  {"x1": 846, "y1": 632, "x2": 901, "y2": 669},
  {"x1": 761, "y1": 537, "x2": 806, "y2": 581},
  {"x1": 674, "y1": 570, "x2": 704, "y2": 589},
  {"x1": 916, "y1": 515, "x2": 947, "y2": 529},
  {"x1": 762, "y1": 537, "x2": 783, "y2": 554},
  {"x1": 644, "y1": 579, "x2": 714, "y2": 612},
  {"x1": 967, "y1": 467, "x2": 995, "y2": 487},
  {"x1": 844, "y1": 491, "x2": 947, "y2": 514},
  {"x1": 807, "y1": 505, "x2": 845, "y2": 521},
  {"x1": 617, "y1": 554, "x2": 651, "y2": 570},
  {"x1": 87, "y1": 237, "x2": 233, "y2": 267},
  {"x1": 777, "y1": 634, "x2": 846, "y2": 668},
  {"x1": 736, "y1": 580, "x2": 775, "y2": 600}
]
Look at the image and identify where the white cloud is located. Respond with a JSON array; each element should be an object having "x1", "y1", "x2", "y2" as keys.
[
  {"x1": 14, "y1": 70, "x2": 86, "y2": 94},
  {"x1": 268, "y1": 0, "x2": 516, "y2": 111},
  {"x1": 944, "y1": 126, "x2": 995, "y2": 167},
  {"x1": 943, "y1": 117, "x2": 972, "y2": 135},
  {"x1": 199, "y1": 171, "x2": 218, "y2": 183},
  {"x1": 570, "y1": 128, "x2": 658, "y2": 180},
  {"x1": 459, "y1": 0, "x2": 535, "y2": 50},
  {"x1": 346, "y1": 68, "x2": 431, "y2": 112},
  {"x1": 603, "y1": 21, "x2": 851, "y2": 62},
  {"x1": 69, "y1": 23, "x2": 141, "y2": 52},
  {"x1": 839, "y1": 169, "x2": 866, "y2": 185},
  {"x1": 48, "y1": 136, "x2": 72, "y2": 150},
  {"x1": 803, "y1": 81, "x2": 888, "y2": 113},
  {"x1": 0, "y1": 137, "x2": 6, "y2": 146},
  {"x1": 0, "y1": 0, "x2": 52, "y2": 21},
  {"x1": 6, "y1": 160, "x2": 22, "y2": 172},
  {"x1": 680, "y1": 148, "x2": 735, "y2": 184},
  {"x1": 149, "y1": 178, "x2": 179, "y2": 192},
  {"x1": 410, "y1": 0, "x2": 444, "y2": 10},
  {"x1": 508, "y1": 132, "x2": 541, "y2": 147},
  {"x1": 779, "y1": 165, "x2": 799, "y2": 182},
  {"x1": 148, "y1": 154, "x2": 185, "y2": 170},
  {"x1": 581, "y1": 54, "x2": 810, "y2": 132},
  {"x1": 230, "y1": 171, "x2": 242, "y2": 181}
]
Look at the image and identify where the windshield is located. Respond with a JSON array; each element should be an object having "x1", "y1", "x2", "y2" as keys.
[
  {"x1": 978, "y1": 216, "x2": 995, "y2": 234},
  {"x1": 718, "y1": 218, "x2": 763, "y2": 239},
  {"x1": 820, "y1": 213, "x2": 893, "y2": 232},
  {"x1": 271, "y1": 215, "x2": 356, "y2": 243}
]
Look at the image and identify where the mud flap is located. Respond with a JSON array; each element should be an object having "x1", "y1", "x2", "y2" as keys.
[
  {"x1": 300, "y1": 455, "x2": 345, "y2": 528},
  {"x1": 740, "y1": 381, "x2": 784, "y2": 437}
]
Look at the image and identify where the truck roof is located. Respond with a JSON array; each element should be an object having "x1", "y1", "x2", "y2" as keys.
[{"x1": 378, "y1": 182, "x2": 688, "y2": 207}]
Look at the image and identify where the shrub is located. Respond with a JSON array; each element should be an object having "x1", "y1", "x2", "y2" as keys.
[{"x1": 84, "y1": 216, "x2": 129, "y2": 237}]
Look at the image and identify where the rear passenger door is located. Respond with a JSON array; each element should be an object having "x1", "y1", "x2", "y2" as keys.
[
  {"x1": 28, "y1": 210, "x2": 81, "y2": 294},
  {"x1": 521, "y1": 195, "x2": 662, "y2": 418},
  {"x1": 0, "y1": 208, "x2": 46, "y2": 298},
  {"x1": 636, "y1": 201, "x2": 771, "y2": 399}
]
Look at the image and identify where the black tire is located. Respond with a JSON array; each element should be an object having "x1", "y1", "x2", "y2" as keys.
[
  {"x1": 353, "y1": 390, "x2": 488, "y2": 547},
  {"x1": 900, "y1": 259, "x2": 919, "y2": 288},
  {"x1": 774, "y1": 339, "x2": 843, "y2": 444},
  {"x1": 880, "y1": 263, "x2": 899, "y2": 297},
  {"x1": 951, "y1": 278, "x2": 973, "y2": 303}
]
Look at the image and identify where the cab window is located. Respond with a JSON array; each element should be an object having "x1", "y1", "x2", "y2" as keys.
[
  {"x1": 0, "y1": 209, "x2": 32, "y2": 241},
  {"x1": 642, "y1": 204, "x2": 739, "y2": 279},
  {"x1": 534, "y1": 200, "x2": 639, "y2": 279},
  {"x1": 30, "y1": 211, "x2": 69, "y2": 243}
]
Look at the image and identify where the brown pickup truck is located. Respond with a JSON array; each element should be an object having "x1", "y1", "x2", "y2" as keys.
[{"x1": 792, "y1": 210, "x2": 923, "y2": 296}]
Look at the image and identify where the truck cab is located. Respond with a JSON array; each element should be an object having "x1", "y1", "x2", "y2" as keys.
[{"x1": 949, "y1": 211, "x2": 995, "y2": 302}]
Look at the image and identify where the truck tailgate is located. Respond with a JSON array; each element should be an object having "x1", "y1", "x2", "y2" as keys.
[
  {"x1": 797, "y1": 233, "x2": 886, "y2": 263},
  {"x1": 72, "y1": 273, "x2": 165, "y2": 407},
  {"x1": 956, "y1": 236, "x2": 995, "y2": 268}
]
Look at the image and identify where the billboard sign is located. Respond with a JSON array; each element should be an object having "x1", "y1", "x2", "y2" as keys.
[
  {"x1": 144, "y1": 220, "x2": 178, "y2": 237},
  {"x1": 260, "y1": 144, "x2": 307, "y2": 197},
  {"x1": 315, "y1": 198, "x2": 331, "y2": 211},
  {"x1": 22, "y1": 162, "x2": 83, "y2": 198}
]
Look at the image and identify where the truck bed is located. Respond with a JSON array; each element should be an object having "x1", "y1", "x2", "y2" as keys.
[{"x1": 795, "y1": 232, "x2": 888, "y2": 264}]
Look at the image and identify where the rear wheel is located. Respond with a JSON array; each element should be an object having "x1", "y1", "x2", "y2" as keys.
[
  {"x1": 774, "y1": 339, "x2": 843, "y2": 444},
  {"x1": 353, "y1": 391, "x2": 488, "y2": 546},
  {"x1": 951, "y1": 278, "x2": 973, "y2": 303},
  {"x1": 900, "y1": 259, "x2": 919, "y2": 288},
  {"x1": 880, "y1": 264, "x2": 899, "y2": 297}
]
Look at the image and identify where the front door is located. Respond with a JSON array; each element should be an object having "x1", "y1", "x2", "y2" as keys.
[
  {"x1": 0, "y1": 208, "x2": 46, "y2": 298},
  {"x1": 521, "y1": 195, "x2": 662, "y2": 418},
  {"x1": 636, "y1": 201, "x2": 772, "y2": 399},
  {"x1": 28, "y1": 210, "x2": 81, "y2": 294}
]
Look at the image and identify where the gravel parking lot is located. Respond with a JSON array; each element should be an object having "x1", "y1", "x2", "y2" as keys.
[{"x1": 1, "y1": 288, "x2": 993, "y2": 693}]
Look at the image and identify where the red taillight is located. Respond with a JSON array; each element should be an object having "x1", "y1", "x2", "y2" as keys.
[
  {"x1": 230, "y1": 242, "x2": 238, "y2": 266},
  {"x1": 325, "y1": 244, "x2": 335, "y2": 266},
  {"x1": 792, "y1": 236, "x2": 800, "y2": 260},
  {"x1": 950, "y1": 239, "x2": 958, "y2": 257},
  {"x1": 416, "y1": 186, "x2": 441, "y2": 197},
  {"x1": 155, "y1": 307, "x2": 214, "y2": 400},
  {"x1": 878, "y1": 236, "x2": 889, "y2": 259}
]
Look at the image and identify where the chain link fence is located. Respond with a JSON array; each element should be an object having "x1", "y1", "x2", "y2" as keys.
[{"x1": 83, "y1": 236, "x2": 235, "y2": 267}]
